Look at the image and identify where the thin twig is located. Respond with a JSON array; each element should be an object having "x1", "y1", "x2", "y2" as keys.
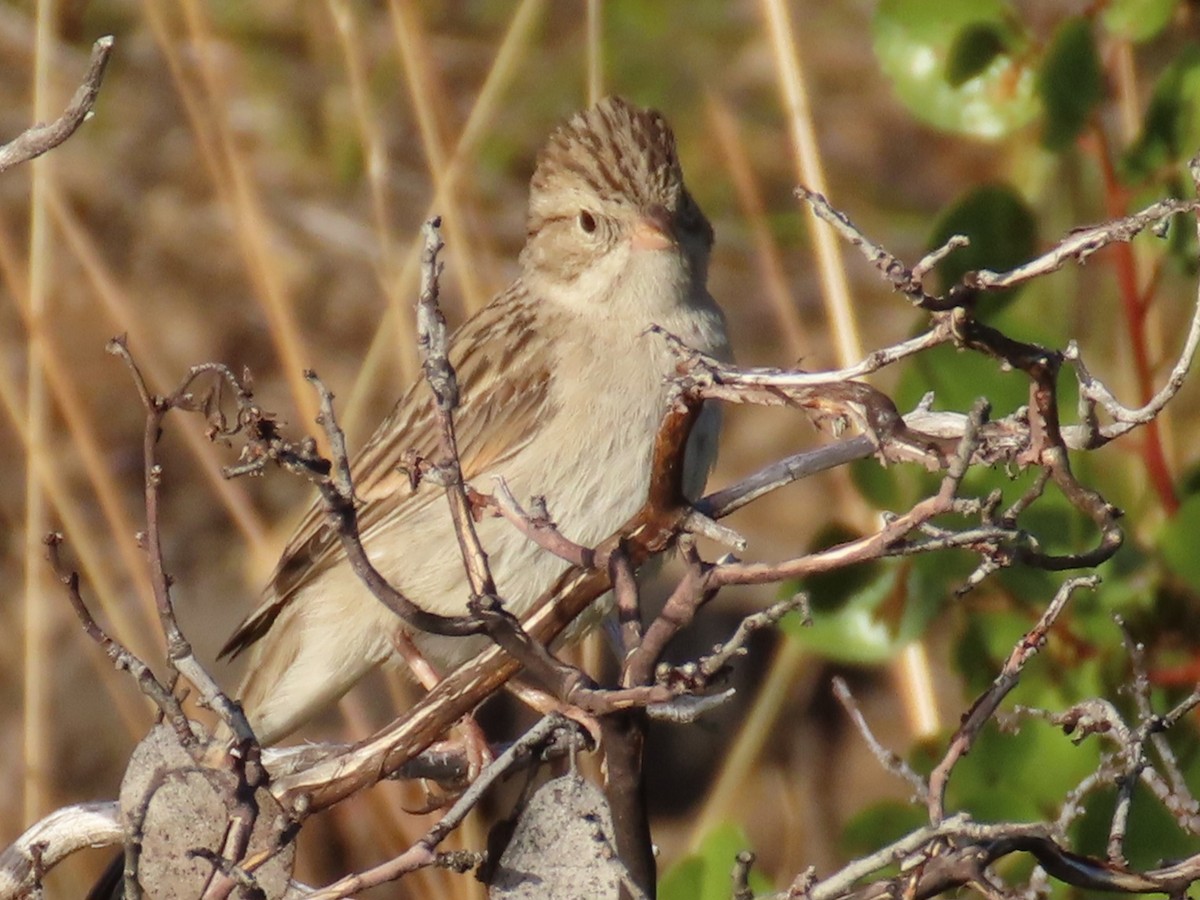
[
  {"x1": 927, "y1": 576, "x2": 1099, "y2": 823},
  {"x1": 0, "y1": 36, "x2": 114, "y2": 175},
  {"x1": 415, "y1": 217, "x2": 498, "y2": 603},
  {"x1": 300, "y1": 716, "x2": 572, "y2": 899},
  {"x1": 105, "y1": 338, "x2": 258, "y2": 749},
  {"x1": 488, "y1": 478, "x2": 595, "y2": 568},
  {"x1": 831, "y1": 677, "x2": 929, "y2": 803},
  {"x1": 44, "y1": 534, "x2": 193, "y2": 745},
  {"x1": 302, "y1": 370, "x2": 483, "y2": 638}
]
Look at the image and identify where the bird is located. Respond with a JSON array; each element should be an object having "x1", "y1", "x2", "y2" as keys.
[{"x1": 218, "y1": 95, "x2": 732, "y2": 746}]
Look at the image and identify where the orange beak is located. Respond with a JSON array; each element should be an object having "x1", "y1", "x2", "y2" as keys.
[{"x1": 630, "y1": 205, "x2": 676, "y2": 251}]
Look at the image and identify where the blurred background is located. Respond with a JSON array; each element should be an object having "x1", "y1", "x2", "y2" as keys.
[{"x1": 5, "y1": 1, "x2": 1200, "y2": 896}]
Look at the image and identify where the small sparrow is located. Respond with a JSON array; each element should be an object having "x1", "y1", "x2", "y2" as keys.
[{"x1": 219, "y1": 96, "x2": 731, "y2": 745}]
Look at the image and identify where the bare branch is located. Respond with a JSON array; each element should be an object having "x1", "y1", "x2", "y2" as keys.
[
  {"x1": 416, "y1": 217, "x2": 498, "y2": 603},
  {"x1": 697, "y1": 594, "x2": 804, "y2": 680},
  {"x1": 0, "y1": 36, "x2": 114, "y2": 175},
  {"x1": 300, "y1": 715, "x2": 572, "y2": 899},
  {"x1": 832, "y1": 678, "x2": 929, "y2": 803},
  {"x1": 927, "y1": 576, "x2": 1098, "y2": 823},
  {"x1": 302, "y1": 370, "x2": 483, "y2": 638},
  {"x1": 105, "y1": 337, "x2": 258, "y2": 749},
  {"x1": 794, "y1": 186, "x2": 951, "y2": 309},
  {"x1": 0, "y1": 803, "x2": 121, "y2": 900},
  {"x1": 268, "y1": 400, "x2": 703, "y2": 813},
  {"x1": 966, "y1": 198, "x2": 1200, "y2": 293},
  {"x1": 45, "y1": 534, "x2": 193, "y2": 745},
  {"x1": 663, "y1": 320, "x2": 953, "y2": 392},
  {"x1": 40, "y1": 156, "x2": 1200, "y2": 899},
  {"x1": 488, "y1": 477, "x2": 595, "y2": 568},
  {"x1": 1062, "y1": 183, "x2": 1200, "y2": 445}
]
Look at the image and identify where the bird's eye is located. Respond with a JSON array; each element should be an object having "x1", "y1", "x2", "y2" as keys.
[{"x1": 578, "y1": 210, "x2": 597, "y2": 234}]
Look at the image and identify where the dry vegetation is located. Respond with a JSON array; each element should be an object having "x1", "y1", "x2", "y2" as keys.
[{"x1": 4, "y1": 2, "x2": 1200, "y2": 898}]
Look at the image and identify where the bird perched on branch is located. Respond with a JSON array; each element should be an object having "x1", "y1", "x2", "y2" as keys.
[{"x1": 220, "y1": 95, "x2": 731, "y2": 745}]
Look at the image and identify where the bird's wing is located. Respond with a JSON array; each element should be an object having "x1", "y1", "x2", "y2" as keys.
[{"x1": 219, "y1": 285, "x2": 554, "y2": 660}]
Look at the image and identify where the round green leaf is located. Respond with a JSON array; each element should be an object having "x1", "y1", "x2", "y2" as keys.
[
  {"x1": 896, "y1": 341, "x2": 1030, "y2": 418},
  {"x1": 842, "y1": 801, "x2": 928, "y2": 859},
  {"x1": 872, "y1": 0, "x2": 1038, "y2": 138},
  {"x1": 1074, "y1": 782, "x2": 1200, "y2": 868},
  {"x1": 947, "y1": 721, "x2": 1102, "y2": 821},
  {"x1": 658, "y1": 823, "x2": 771, "y2": 900},
  {"x1": 1157, "y1": 492, "x2": 1200, "y2": 593},
  {"x1": 955, "y1": 607, "x2": 1030, "y2": 692},
  {"x1": 783, "y1": 556, "x2": 959, "y2": 664},
  {"x1": 849, "y1": 455, "x2": 940, "y2": 513},
  {"x1": 945, "y1": 22, "x2": 1009, "y2": 87},
  {"x1": 782, "y1": 569, "x2": 900, "y2": 663},
  {"x1": 1037, "y1": 18, "x2": 1103, "y2": 151},
  {"x1": 928, "y1": 183, "x2": 1038, "y2": 307},
  {"x1": 1102, "y1": 0, "x2": 1179, "y2": 43},
  {"x1": 1124, "y1": 45, "x2": 1200, "y2": 181}
]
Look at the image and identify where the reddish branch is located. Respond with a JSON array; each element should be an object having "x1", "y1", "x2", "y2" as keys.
[{"x1": 1089, "y1": 125, "x2": 1178, "y2": 513}]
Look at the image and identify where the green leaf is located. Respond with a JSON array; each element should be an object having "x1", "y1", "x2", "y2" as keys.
[
  {"x1": 849, "y1": 455, "x2": 940, "y2": 514},
  {"x1": 955, "y1": 607, "x2": 1031, "y2": 693},
  {"x1": 1037, "y1": 18, "x2": 1103, "y2": 151},
  {"x1": 947, "y1": 720, "x2": 1102, "y2": 821},
  {"x1": 783, "y1": 553, "x2": 966, "y2": 664},
  {"x1": 945, "y1": 23, "x2": 1009, "y2": 87},
  {"x1": 1178, "y1": 458, "x2": 1200, "y2": 498},
  {"x1": 907, "y1": 551, "x2": 973, "y2": 626},
  {"x1": 1124, "y1": 45, "x2": 1200, "y2": 181},
  {"x1": 1102, "y1": 0, "x2": 1179, "y2": 42},
  {"x1": 872, "y1": 0, "x2": 1038, "y2": 138},
  {"x1": 896, "y1": 341, "x2": 1029, "y2": 417},
  {"x1": 658, "y1": 823, "x2": 771, "y2": 900},
  {"x1": 1157, "y1": 493, "x2": 1200, "y2": 592},
  {"x1": 928, "y1": 183, "x2": 1039, "y2": 303},
  {"x1": 1088, "y1": 542, "x2": 1154, "y2": 619},
  {"x1": 898, "y1": 275, "x2": 1081, "y2": 425},
  {"x1": 842, "y1": 801, "x2": 928, "y2": 859},
  {"x1": 1074, "y1": 781, "x2": 1200, "y2": 868},
  {"x1": 782, "y1": 566, "x2": 901, "y2": 663}
]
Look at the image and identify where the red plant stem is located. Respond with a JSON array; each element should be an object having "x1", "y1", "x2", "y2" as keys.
[
  {"x1": 1091, "y1": 126, "x2": 1179, "y2": 514},
  {"x1": 1148, "y1": 658, "x2": 1200, "y2": 686}
]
